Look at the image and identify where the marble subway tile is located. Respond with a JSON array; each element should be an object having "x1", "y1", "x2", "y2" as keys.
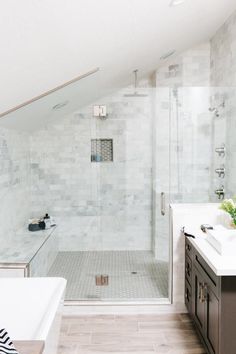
[{"x1": 30, "y1": 92, "x2": 153, "y2": 252}]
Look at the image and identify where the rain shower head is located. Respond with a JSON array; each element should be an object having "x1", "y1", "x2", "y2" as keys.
[
  {"x1": 124, "y1": 70, "x2": 148, "y2": 98},
  {"x1": 124, "y1": 93, "x2": 148, "y2": 98}
]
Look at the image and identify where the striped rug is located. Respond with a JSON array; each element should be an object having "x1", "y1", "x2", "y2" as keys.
[{"x1": 0, "y1": 329, "x2": 18, "y2": 354}]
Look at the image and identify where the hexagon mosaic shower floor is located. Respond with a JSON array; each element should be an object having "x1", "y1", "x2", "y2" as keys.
[{"x1": 48, "y1": 251, "x2": 168, "y2": 301}]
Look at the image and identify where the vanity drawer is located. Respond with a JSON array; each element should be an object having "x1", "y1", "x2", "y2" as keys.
[{"x1": 185, "y1": 255, "x2": 192, "y2": 285}]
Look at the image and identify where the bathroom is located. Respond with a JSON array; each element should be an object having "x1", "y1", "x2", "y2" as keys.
[{"x1": 1, "y1": 1, "x2": 236, "y2": 353}]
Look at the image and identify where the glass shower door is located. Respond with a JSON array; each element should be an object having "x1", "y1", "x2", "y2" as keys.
[{"x1": 92, "y1": 87, "x2": 170, "y2": 301}]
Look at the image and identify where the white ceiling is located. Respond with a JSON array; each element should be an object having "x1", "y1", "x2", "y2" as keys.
[{"x1": 0, "y1": 0, "x2": 236, "y2": 129}]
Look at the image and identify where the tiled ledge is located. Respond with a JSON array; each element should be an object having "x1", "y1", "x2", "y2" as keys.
[
  {"x1": 0, "y1": 226, "x2": 56, "y2": 264},
  {"x1": 0, "y1": 226, "x2": 58, "y2": 277}
]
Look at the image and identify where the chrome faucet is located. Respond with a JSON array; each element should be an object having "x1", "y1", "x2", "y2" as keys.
[
  {"x1": 215, "y1": 186, "x2": 225, "y2": 200},
  {"x1": 215, "y1": 166, "x2": 225, "y2": 178}
]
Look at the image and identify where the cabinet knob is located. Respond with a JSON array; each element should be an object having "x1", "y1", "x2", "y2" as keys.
[{"x1": 198, "y1": 282, "x2": 207, "y2": 303}]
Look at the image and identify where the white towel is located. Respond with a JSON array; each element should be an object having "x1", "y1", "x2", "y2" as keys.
[{"x1": 0, "y1": 329, "x2": 19, "y2": 354}]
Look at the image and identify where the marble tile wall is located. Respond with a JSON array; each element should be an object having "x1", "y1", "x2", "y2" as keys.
[
  {"x1": 30, "y1": 89, "x2": 153, "y2": 251},
  {"x1": 211, "y1": 9, "x2": 236, "y2": 199},
  {"x1": 0, "y1": 126, "x2": 30, "y2": 243},
  {"x1": 30, "y1": 227, "x2": 59, "y2": 277}
]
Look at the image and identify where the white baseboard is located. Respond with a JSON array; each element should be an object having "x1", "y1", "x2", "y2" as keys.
[{"x1": 63, "y1": 302, "x2": 187, "y2": 315}]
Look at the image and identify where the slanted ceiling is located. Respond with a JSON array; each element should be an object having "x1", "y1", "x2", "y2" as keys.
[{"x1": 0, "y1": 0, "x2": 236, "y2": 130}]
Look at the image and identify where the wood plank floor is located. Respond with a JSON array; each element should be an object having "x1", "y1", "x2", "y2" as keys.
[
  {"x1": 14, "y1": 341, "x2": 44, "y2": 354},
  {"x1": 59, "y1": 314, "x2": 206, "y2": 353}
]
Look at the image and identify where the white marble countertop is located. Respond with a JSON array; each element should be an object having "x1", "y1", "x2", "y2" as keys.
[
  {"x1": 0, "y1": 227, "x2": 56, "y2": 264},
  {"x1": 188, "y1": 229, "x2": 236, "y2": 276},
  {"x1": 170, "y1": 203, "x2": 220, "y2": 210}
]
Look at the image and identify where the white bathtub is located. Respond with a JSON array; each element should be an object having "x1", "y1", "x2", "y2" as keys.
[{"x1": 0, "y1": 277, "x2": 66, "y2": 354}]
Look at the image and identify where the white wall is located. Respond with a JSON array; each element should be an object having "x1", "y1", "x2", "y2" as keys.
[{"x1": 0, "y1": 0, "x2": 235, "y2": 117}]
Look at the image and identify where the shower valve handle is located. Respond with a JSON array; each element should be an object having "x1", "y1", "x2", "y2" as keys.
[
  {"x1": 215, "y1": 145, "x2": 226, "y2": 157},
  {"x1": 215, "y1": 186, "x2": 225, "y2": 200},
  {"x1": 161, "y1": 192, "x2": 165, "y2": 216},
  {"x1": 215, "y1": 167, "x2": 225, "y2": 178}
]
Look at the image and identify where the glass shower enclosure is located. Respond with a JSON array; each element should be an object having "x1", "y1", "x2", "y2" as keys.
[
  {"x1": 45, "y1": 84, "x2": 170, "y2": 302},
  {"x1": 1, "y1": 69, "x2": 221, "y2": 303}
]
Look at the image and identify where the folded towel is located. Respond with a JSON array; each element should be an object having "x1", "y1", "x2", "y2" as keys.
[{"x1": 0, "y1": 329, "x2": 19, "y2": 354}]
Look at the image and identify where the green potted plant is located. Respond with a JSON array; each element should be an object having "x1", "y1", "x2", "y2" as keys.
[{"x1": 220, "y1": 199, "x2": 236, "y2": 228}]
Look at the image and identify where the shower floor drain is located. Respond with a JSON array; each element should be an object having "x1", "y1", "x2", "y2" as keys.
[{"x1": 95, "y1": 275, "x2": 109, "y2": 286}]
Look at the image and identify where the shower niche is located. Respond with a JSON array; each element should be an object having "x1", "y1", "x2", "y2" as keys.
[{"x1": 91, "y1": 138, "x2": 113, "y2": 162}]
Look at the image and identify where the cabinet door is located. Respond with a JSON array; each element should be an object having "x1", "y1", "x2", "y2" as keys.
[
  {"x1": 193, "y1": 266, "x2": 205, "y2": 336},
  {"x1": 205, "y1": 286, "x2": 219, "y2": 354}
]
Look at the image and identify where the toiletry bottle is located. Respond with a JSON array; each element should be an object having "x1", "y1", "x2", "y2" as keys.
[{"x1": 44, "y1": 213, "x2": 51, "y2": 229}]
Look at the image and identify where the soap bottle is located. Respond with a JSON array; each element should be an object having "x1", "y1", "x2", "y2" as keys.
[{"x1": 44, "y1": 213, "x2": 51, "y2": 229}]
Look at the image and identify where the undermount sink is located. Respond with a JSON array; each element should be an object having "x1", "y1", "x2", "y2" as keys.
[{"x1": 206, "y1": 225, "x2": 236, "y2": 256}]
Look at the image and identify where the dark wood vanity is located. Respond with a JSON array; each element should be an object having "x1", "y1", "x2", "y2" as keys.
[{"x1": 185, "y1": 236, "x2": 236, "y2": 354}]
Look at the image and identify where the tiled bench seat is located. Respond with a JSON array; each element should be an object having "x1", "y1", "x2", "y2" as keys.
[{"x1": 0, "y1": 226, "x2": 58, "y2": 277}]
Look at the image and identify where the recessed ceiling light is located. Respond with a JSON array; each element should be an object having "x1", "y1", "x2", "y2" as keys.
[
  {"x1": 52, "y1": 100, "x2": 69, "y2": 110},
  {"x1": 160, "y1": 50, "x2": 176, "y2": 60},
  {"x1": 170, "y1": 0, "x2": 186, "y2": 6}
]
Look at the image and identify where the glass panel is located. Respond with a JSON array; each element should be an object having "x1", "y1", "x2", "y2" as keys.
[
  {"x1": 93, "y1": 87, "x2": 169, "y2": 301},
  {"x1": 153, "y1": 87, "x2": 171, "y2": 263},
  {"x1": 211, "y1": 87, "x2": 228, "y2": 199},
  {"x1": 5, "y1": 75, "x2": 234, "y2": 303},
  {"x1": 167, "y1": 86, "x2": 230, "y2": 205},
  {"x1": 169, "y1": 87, "x2": 212, "y2": 203}
]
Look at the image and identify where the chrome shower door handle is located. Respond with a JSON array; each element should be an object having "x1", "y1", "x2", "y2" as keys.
[{"x1": 161, "y1": 192, "x2": 165, "y2": 216}]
